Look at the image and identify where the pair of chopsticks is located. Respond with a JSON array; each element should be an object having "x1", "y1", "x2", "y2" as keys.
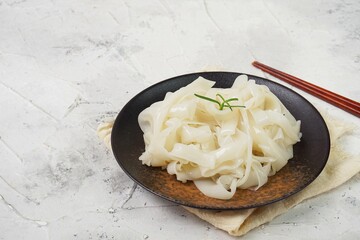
[{"x1": 252, "y1": 61, "x2": 360, "y2": 118}]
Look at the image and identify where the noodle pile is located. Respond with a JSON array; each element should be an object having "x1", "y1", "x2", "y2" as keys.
[{"x1": 138, "y1": 75, "x2": 301, "y2": 199}]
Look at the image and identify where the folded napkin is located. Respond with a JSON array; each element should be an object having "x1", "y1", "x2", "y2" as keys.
[{"x1": 97, "y1": 113, "x2": 360, "y2": 236}]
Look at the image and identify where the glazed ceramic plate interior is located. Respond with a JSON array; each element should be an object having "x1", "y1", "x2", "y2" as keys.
[{"x1": 111, "y1": 72, "x2": 330, "y2": 210}]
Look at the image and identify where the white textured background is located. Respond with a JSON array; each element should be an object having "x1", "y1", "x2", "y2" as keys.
[{"x1": 0, "y1": 0, "x2": 359, "y2": 239}]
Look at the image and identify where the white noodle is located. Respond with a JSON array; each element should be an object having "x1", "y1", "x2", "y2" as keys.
[{"x1": 138, "y1": 75, "x2": 301, "y2": 200}]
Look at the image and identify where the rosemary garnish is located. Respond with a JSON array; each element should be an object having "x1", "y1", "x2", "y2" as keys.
[{"x1": 194, "y1": 93, "x2": 245, "y2": 111}]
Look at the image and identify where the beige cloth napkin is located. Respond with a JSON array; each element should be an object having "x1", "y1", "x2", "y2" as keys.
[{"x1": 97, "y1": 113, "x2": 360, "y2": 236}]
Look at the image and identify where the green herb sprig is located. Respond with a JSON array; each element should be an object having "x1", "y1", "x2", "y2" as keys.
[{"x1": 194, "y1": 93, "x2": 245, "y2": 111}]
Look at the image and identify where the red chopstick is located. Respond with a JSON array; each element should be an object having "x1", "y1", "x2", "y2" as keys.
[{"x1": 252, "y1": 61, "x2": 360, "y2": 118}]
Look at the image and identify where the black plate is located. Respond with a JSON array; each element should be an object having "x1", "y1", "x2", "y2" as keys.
[{"x1": 111, "y1": 72, "x2": 330, "y2": 210}]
